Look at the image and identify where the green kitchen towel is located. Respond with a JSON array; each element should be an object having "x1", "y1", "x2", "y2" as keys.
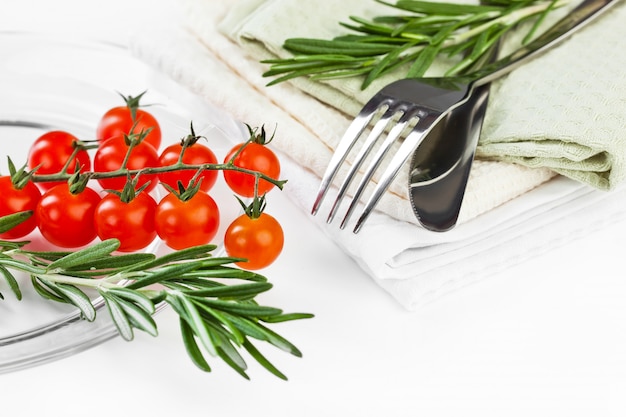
[{"x1": 220, "y1": 0, "x2": 626, "y2": 190}]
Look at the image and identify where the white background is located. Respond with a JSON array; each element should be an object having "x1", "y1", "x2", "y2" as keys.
[{"x1": 1, "y1": 1, "x2": 626, "y2": 416}]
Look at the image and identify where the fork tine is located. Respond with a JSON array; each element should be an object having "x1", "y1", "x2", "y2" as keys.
[
  {"x1": 338, "y1": 108, "x2": 417, "y2": 229},
  {"x1": 326, "y1": 106, "x2": 397, "y2": 223},
  {"x1": 353, "y1": 112, "x2": 442, "y2": 233},
  {"x1": 311, "y1": 97, "x2": 388, "y2": 216}
]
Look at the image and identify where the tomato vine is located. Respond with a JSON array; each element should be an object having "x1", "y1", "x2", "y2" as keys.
[{"x1": 3, "y1": 93, "x2": 287, "y2": 266}]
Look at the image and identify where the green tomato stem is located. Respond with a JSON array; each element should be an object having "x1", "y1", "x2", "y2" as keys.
[{"x1": 30, "y1": 162, "x2": 287, "y2": 190}]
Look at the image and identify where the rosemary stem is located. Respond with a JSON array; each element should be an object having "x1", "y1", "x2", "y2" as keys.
[
  {"x1": 447, "y1": 0, "x2": 573, "y2": 45},
  {"x1": 35, "y1": 273, "x2": 121, "y2": 289},
  {"x1": 0, "y1": 258, "x2": 45, "y2": 275}
]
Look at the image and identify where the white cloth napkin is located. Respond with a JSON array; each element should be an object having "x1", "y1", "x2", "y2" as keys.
[{"x1": 129, "y1": 0, "x2": 626, "y2": 310}]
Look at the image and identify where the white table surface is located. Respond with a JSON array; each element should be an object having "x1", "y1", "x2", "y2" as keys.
[{"x1": 2, "y1": 1, "x2": 626, "y2": 416}]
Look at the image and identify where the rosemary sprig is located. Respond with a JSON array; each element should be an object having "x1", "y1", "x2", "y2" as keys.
[
  {"x1": 0, "y1": 225, "x2": 313, "y2": 380},
  {"x1": 262, "y1": 0, "x2": 572, "y2": 89}
]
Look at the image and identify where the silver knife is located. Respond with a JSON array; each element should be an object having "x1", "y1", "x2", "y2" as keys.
[{"x1": 408, "y1": 0, "x2": 620, "y2": 232}]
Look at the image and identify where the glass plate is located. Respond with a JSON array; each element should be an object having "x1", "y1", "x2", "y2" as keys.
[{"x1": 0, "y1": 32, "x2": 244, "y2": 373}]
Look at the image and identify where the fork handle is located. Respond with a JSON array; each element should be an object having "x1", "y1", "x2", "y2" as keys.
[{"x1": 473, "y1": 0, "x2": 619, "y2": 86}]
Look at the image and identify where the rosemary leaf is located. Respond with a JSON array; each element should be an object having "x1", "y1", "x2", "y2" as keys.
[
  {"x1": 260, "y1": 312, "x2": 316, "y2": 323},
  {"x1": 183, "y1": 281, "x2": 273, "y2": 299},
  {"x1": 266, "y1": 63, "x2": 370, "y2": 86},
  {"x1": 215, "y1": 334, "x2": 249, "y2": 378},
  {"x1": 47, "y1": 239, "x2": 119, "y2": 271},
  {"x1": 194, "y1": 297, "x2": 283, "y2": 317},
  {"x1": 114, "y1": 296, "x2": 158, "y2": 337},
  {"x1": 253, "y1": 321, "x2": 304, "y2": 357},
  {"x1": 284, "y1": 38, "x2": 396, "y2": 56},
  {"x1": 263, "y1": 54, "x2": 368, "y2": 63},
  {"x1": 310, "y1": 67, "x2": 373, "y2": 81},
  {"x1": 31, "y1": 277, "x2": 68, "y2": 303},
  {"x1": 221, "y1": 313, "x2": 270, "y2": 341},
  {"x1": 363, "y1": 41, "x2": 418, "y2": 88},
  {"x1": 522, "y1": 0, "x2": 559, "y2": 43},
  {"x1": 178, "y1": 293, "x2": 219, "y2": 357},
  {"x1": 243, "y1": 338, "x2": 288, "y2": 381},
  {"x1": 106, "y1": 287, "x2": 156, "y2": 314},
  {"x1": 174, "y1": 267, "x2": 263, "y2": 281},
  {"x1": 22, "y1": 250, "x2": 72, "y2": 263},
  {"x1": 124, "y1": 244, "x2": 217, "y2": 272},
  {"x1": 125, "y1": 262, "x2": 203, "y2": 289},
  {"x1": 102, "y1": 293, "x2": 134, "y2": 341},
  {"x1": 444, "y1": 22, "x2": 502, "y2": 75},
  {"x1": 0, "y1": 211, "x2": 33, "y2": 234},
  {"x1": 179, "y1": 317, "x2": 212, "y2": 372},
  {"x1": 262, "y1": 60, "x2": 335, "y2": 76},
  {"x1": 65, "y1": 252, "x2": 156, "y2": 273},
  {"x1": 386, "y1": 0, "x2": 505, "y2": 14},
  {"x1": 193, "y1": 300, "x2": 246, "y2": 344},
  {"x1": 334, "y1": 33, "x2": 419, "y2": 44},
  {"x1": 54, "y1": 283, "x2": 96, "y2": 321},
  {"x1": 406, "y1": 43, "x2": 442, "y2": 78},
  {"x1": 0, "y1": 265, "x2": 21, "y2": 300},
  {"x1": 342, "y1": 15, "x2": 398, "y2": 36}
]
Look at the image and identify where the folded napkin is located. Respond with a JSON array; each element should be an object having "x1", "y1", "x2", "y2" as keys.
[
  {"x1": 129, "y1": 0, "x2": 626, "y2": 309},
  {"x1": 171, "y1": 0, "x2": 563, "y2": 227},
  {"x1": 221, "y1": 0, "x2": 626, "y2": 191}
]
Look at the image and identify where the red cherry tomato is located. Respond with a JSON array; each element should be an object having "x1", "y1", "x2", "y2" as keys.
[
  {"x1": 0, "y1": 176, "x2": 42, "y2": 239},
  {"x1": 27, "y1": 130, "x2": 91, "y2": 191},
  {"x1": 96, "y1": 105, "x2": 161, "y2": 150},
  {"x1": 94, "y1": 192, "x2": 157, "y2": 252},
  {"x1": 35, "y1": 183, "x2": 101, "y2": 248},
  {"x1": 224, "y1": 212, "x2": 284, "y2": 270},
  {"x1": 154, "y1": 191, "x2": 220, "y2": 250},
  {"x1": 94, "y1": 135, "x2": 159, "y2": 192},
  {"x1": 158, "y1": 142, "x2": 218, "y2": 192},
  {"x1": 223, "y1": 142, "x2": 280, "y2": 198}
]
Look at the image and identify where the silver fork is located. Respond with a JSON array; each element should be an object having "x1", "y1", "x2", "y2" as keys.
[{"x1": 311, "y1": 0, "x2": 618, "y2": 233}]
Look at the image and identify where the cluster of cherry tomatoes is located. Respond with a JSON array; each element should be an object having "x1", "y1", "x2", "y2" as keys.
[{"x1": 0, "y1": 93, "x2": 285, "y2": 270}]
